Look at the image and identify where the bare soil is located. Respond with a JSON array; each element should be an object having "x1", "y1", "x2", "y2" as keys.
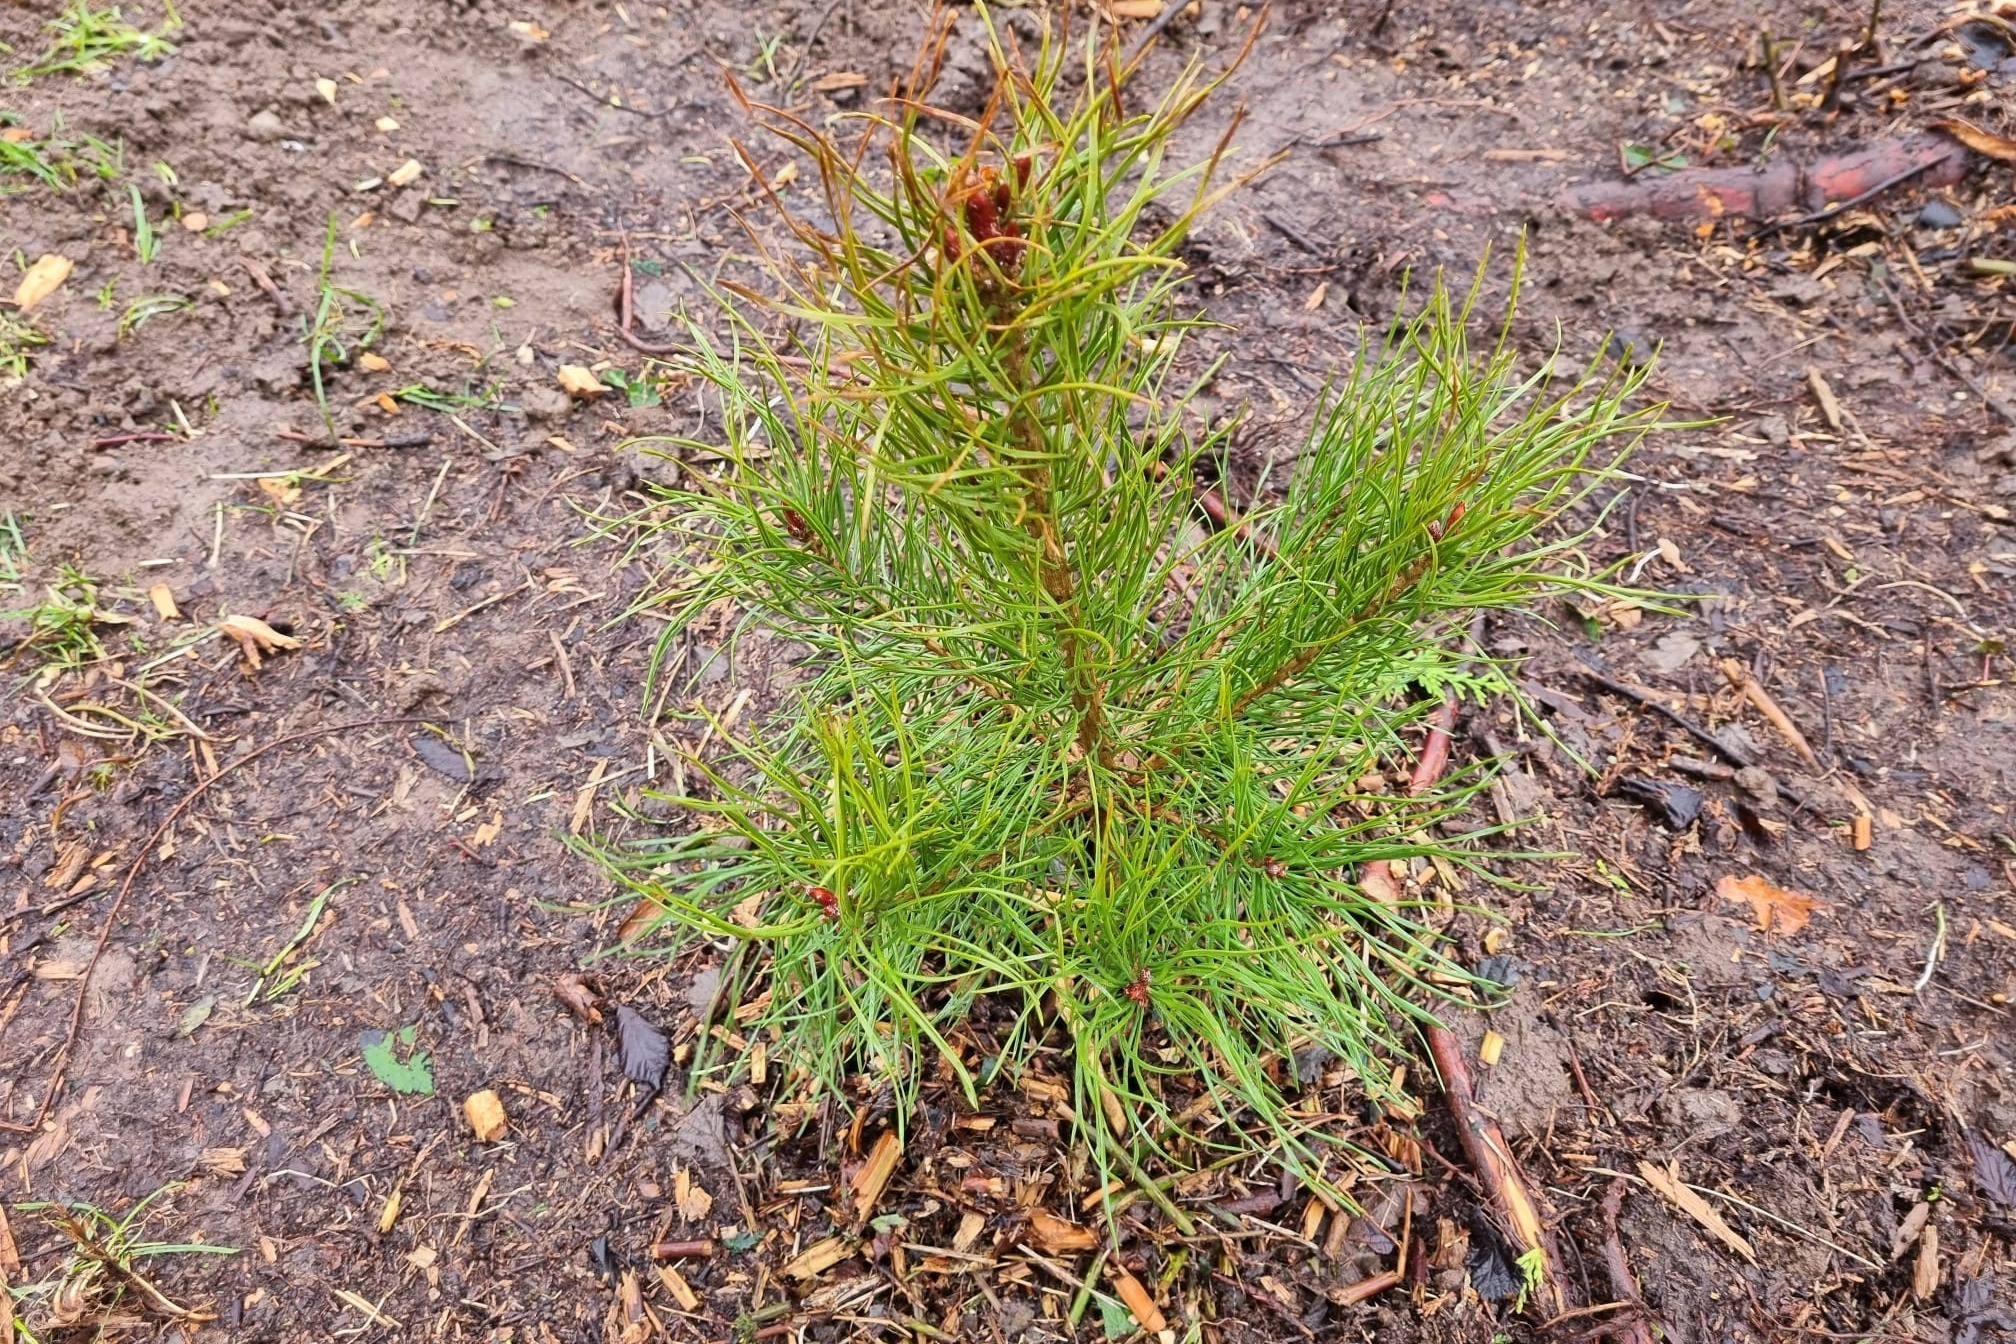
[{"x1": 3, "y1": 2, "x2": 2014, "y2": 1342}]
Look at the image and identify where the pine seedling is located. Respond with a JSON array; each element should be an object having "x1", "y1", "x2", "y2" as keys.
[{"x1": 594, "y1": 17, "x2": 1659, "y2": 1177}]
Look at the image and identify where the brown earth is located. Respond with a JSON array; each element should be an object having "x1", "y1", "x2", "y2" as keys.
[{"x1": 3, "y1": 1, "x2": 2014, "y2": 1342}]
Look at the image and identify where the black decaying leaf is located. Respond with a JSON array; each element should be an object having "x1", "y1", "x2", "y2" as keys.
[
  {"x1": 1464, "y1": 1209, "x2": 1522, "y2": 1301},
  {"x1": 1613, "y1": 776, "x2": 1705, "y2": 830},
  {"x1": 588, "y1": 1232, "x2": 619, "y2": 1285},
  {"x1": 409, "y1": 735, "x2": 475, "y2": 781},
  {"x1": 1969, "y1": 1134, "x2": 2016, "y2": 1208},
  {"x1": 614, "y1": 1005, "x2": 670, "y2": 1104}
]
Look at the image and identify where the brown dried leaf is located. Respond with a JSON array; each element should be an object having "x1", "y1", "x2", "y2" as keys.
[
  {"x1": 1933, "y1": 117, "x2": 2016, "y2": 164},
  {"x1": 1716, "y1": 874, "x2": 1819, "y2": 934},
  {"x1": 553, "y1": 973, "x2": 603, "y2": 1024}
]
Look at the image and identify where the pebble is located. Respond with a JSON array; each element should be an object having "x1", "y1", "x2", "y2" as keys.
[
  {"x1": 245, "y1": 108, "x2": 286, "y2": 142},
  {"x1": 1916, "y1": 199, "x2": 1963, "y2": 229}
]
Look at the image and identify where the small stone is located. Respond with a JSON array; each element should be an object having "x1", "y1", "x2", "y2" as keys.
[
  {"x1": 245, "y1": 109, "x2": 286, "y2": 142},
  {"x1": 518, "y1": 383, "x2": 571, "y2": 423},
  {"x1": 1605, "y1": 329, "x2": 1655, "y2": 368},
  {"x1": 1916, "y1": 199, "x2": 1963, "y2": 229},
  {"x1": 1732, "y1": 765, "x2": 1778, "y2": 804},
  {"x1": 386, "y1": 188, "x2": 426, "y2": 224}
]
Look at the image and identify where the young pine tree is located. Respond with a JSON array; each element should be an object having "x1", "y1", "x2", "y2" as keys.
[{"x1": 595, "y1": 21, "x2": 1657, "y2": 1175}]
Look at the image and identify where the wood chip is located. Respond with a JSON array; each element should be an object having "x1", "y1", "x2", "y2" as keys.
[
  {"x1": 1479, "y1": 1030, "x2": 1505, "y2": 1067},
  {"x1": 674, "y1": 1167, "x2": 713, "y2": 1223},
  {"x1": 1637, "y1": 1160, "x2": 1755, "y2": 1263},
  {"x1": 557, "y1": 364, "x2": 607, "y2": 399},
  {"x1": 851, "y1": 1131, "x2": 902, "y2": 1222},
  {"x1": 1912, "y1": 1223, "x2": 1939, "y2": 1300},
  {"x1": 386, "y1": 158, "x2": 424, "y2": 188},
  {"x1": 14, "y1": 254, "x2": 72, "y2": 312},
  {"x1": 146, "y1": 582, "x2": 181, "y2": 621},
  {"x1": 781, "y1": 1235, "x2": 852, "y2": 1280},
  {"x1": 1027, "y1": 1208, "x2": 1098, "y2": 1254},
  {"x1": 1111, "y1": 1268, "x2": 1168, "y2": 1333},
  {"x1": 1806, "y1": 367, "x2": 1844, "y2": 432},
  {"x1": 655, "y1": 1264, "x2": 700, "y2": 1312},
  {"x1": 1482, "y1": 148, "x2": 1569, "y2": 162},
  {"x1": 463, "y1": 1089, "x2": 508, "y2": 1142}
]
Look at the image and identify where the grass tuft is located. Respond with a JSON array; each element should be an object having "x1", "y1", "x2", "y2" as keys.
[
  {"x1": 589, "y1": 18, "x2": 1661, "y2": 1184},
  {"x1": 303, "y1": 215, "x2": 386, "y2": 442},
  {"x1": 12, "y1": 2, "x2": 181, "y2": 84}
]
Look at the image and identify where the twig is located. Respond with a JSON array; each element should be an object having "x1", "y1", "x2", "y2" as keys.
[
  {"x1": 1875, "y1": 275, "x2": 2016, "y2": 427},
  {"x1": 1578, "y1": 668, "x2": 1752, "y2": 768},
  {"x1": 550, "y1": 60, "x2": 699, "y2": 119},
  {"x1": 1593, "y1": 1179, "x2": 1656, "y2": 1344},
  {"x1": 613, "y1": 232, "x2": 686, "y2": 356},
  {"x1": 1717, "y1": 658, "x2": 1820, "y2": 769},
  {"x1": 434, "y1": 577, "x2": 535, "y2": 634},
  {"x1": 31, "y1": 717, "x2": 439, "y2": 1133},
  {"x1": 1123, "y1": 0, "x2": 1199, "y2": 66},
  {"x1": 1388, "y1": 687, "x2": 1571, "y2": 1317},
  {"x1": 780, "y1": 0, "x2": 848, "y2": 89},
  {"x1": 1745, "y1": 159, "x2": 1937, "y2": 240}
]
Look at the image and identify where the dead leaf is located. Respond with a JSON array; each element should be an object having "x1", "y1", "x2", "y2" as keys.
[
  {"x1": 613, "y1": 1006, "x2": 669, "y2": 1098},
  {"x1": 557, "y1": 364, "x2": 607, "y2": 399},
  {"x1": 1026, "y1": 1208, "x2": 1098, "y2": 1253},
  {"x1": 216, "y1": 613, "x2": 302, "y2": 669},
  {"x1": 359, "y1": 351, "x2": 391, "y2": 373},
  {"x1": 553, "y1": 973, "x2": 603, "y2": 1024},
  {"x1": 0, "y1": 1201, "x2": 18, "y2": 1274},
  {"x1": 1933, "y1": 117, "x2": 2016, "y2": 164},
  {"x1": 674, "y1": 1167, "x2": 713, "y2": 1222},
  {"x1": 14, "y1": 254, "x2": 73, "y2": 312},
  {"x1": 1637, "y1": 1160, "x2": 1755, "y2": 1263},
  {"x1": 1716, "y1": 874, "x2": 1819, "y2": 934},
  {"x1": 1112, "y1": 0, "x2": 1164, "y2": 16},
  {"x1": 464, "y1": 1089, "x2": 508, "y2": 1142},
  {"x1": 811, "y1": 71, "x2": 869, "y2": 91}
]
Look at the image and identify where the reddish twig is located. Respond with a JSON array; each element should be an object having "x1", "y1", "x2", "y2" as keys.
[
  {"x1": 1594, "y1": 1179, "x2": 1657, "y2": 1344},
  {"x1": 1196, "y1": 486, "x2": 1278, "y2": 559},
  {"x1": 1377, "y1": 689, "x2": 1572, "y2": 1317},
  {"x1": 613, "y1": 233, "x2": 684, "y2": 356},
  {"x1": 1559, "y1": 132, "x2": 1967, "y2": 223},
  {"x1": 25, "y1": 717, "x2": 438, "y2": 1133}
]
